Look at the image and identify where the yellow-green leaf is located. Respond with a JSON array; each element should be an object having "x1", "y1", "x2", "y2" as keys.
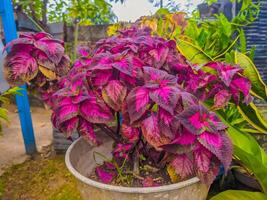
[
  {"x1": 176, "y1": 39, "x2": 212, "y2": 64},
  {"x1": 39, "y1": 66, "x2": 57, "y2": 80},
  {"x1": 211, "y1": 190, "x2": 267, "y2": 200},
  {"x1": 167, "y1": 165, "x2": 179, "y2": 183},
  {"x1": 235, "y1": 51, "x2": 267, "y2": 100},
  {"x1": 238, "y1": 103, "x2": 267, "y2": 134}
]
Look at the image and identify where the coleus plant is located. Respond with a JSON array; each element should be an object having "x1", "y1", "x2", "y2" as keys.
[
  {"x1": 4, "y1": 28, "x2": 252, "y2": 186},
  {"x1": 3, "y1": 32, "x2": 70, "y2": 106},
  {"x1": 51, "y1": 27, "x2": 253, "y2": 186}
]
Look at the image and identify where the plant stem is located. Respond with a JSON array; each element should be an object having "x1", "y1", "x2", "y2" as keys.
[
  {"x1": 96, "y1": 124, "x2": 120, "y2": 142},
  {"x1": 116, "y1": 112, "x2": 120, "y2": 135},
  {"x1": 133, "y1": 149, "x2": 140, "y2": 175}
]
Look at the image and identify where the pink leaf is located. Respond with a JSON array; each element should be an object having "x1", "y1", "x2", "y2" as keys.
[
  {"x1": 173, "y1": 128, "x2": 196, "y2": 145},
  {"x1": 196, "y1": 161, "x2": 220, "y2": 185},
  {"x1": 141, "y1": 114, "x2": 171, "y2": 149},
  {"x1": 57, "y1": 103, "x2": 79, "y2": 125},
  {"x1": 143, "y1": 67, "x2": 177, "y2": 85},
  {"x1": 212, "y1": 90, "x2": 231, "y2": 110},
  {"x1": 127, "y1": 87, "x2": 150, "y2": 124},
  {"x1": 80, "y1": 94, "x2": 114, "y2": 124},
  {"x1": 91, "y1": 70, "x2": 113, "y2": 87},
  {"x1": 193, "y1": 145, "x2": 212, "y2": 173},
  {"x1": 121, "y1": 124, "x2": 140, "y2": 143},
  {"x1": 95, "y1": 167, "x2": 115, "y2": 184},
  {"x1": 231, "y1": 77, "x2": 252, "y2": 104},
  {"x1": 142, "y1": 177, "x2": 159, "y2": 187},
  {"x1": 198, "y1": 132, "x2": 232, "y2": 171},
  {"x1": 178, "y1": 105, "x2": 210, "y2": 135},
  {"x1": 150, "y1": 86, "x2": 179, "y2": 114},
  {"x1": 34, "y1": 38, "x2": 64, "y2": 65},
  {"x1": 78, "y1": 118, "x2": 99, "y2": 145},
  {"x1": 102, "y1": 80, "x2": 127, "y2": 111},
  {"x1": 171, "y1": 154, "x2": 193, "y2": 180}
]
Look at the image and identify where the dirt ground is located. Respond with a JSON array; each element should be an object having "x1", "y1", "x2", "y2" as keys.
[
  {"x1": 0, "y1": 104, "x2": 82, "y2": 200},
  {"x1": 0, "y1": 104, "x2": 53, "y2": 175},
  {"x1": 0, "y1": 155, "x2": 82, "y2": 200}
]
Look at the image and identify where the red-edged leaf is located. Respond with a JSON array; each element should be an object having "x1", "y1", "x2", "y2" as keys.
[
  {"x1": 178, "y1": 105, "x2": 210, "y2": 135},
  {"x1": 149, "y1": 86, "x2": 180, "y2": 114},
  {"x1": 196, "y1": 159, "x2": 220, "y2": 185},
  {"x1": 56, "y1": 103, "x2": 79, "y2": 125},
  {"x1": 143, "y1": 67, "x2": 177, "y2": 85},
  {"x1": 78, "y1": 118, "x2": 99, "y2": 145},
  {"x1": 58, "y1": 117, "x2": 79, "y2": 137},
  {"x1": 170, "y1": 154, "x2": 194, "y2": 180},
  {"x1": 102, "y1": 80, "x2": 127, "y2": 111},
  {"x1": 141, "y1": 114, "x2": 171, "y2": 149},
  {"x1": 193, "y1": 145, "x2": 212, "y2": 173},
  {"x1": 90, "y1": 69, "x2": 113, "y2": 87},
  {"x1": 198, "y1": 132, "x2": 232, "y2": 172},
  {"x1": 34, "y1": 39, "x2": 64, "y2": 64},
  {"x1": 121, "y1": 123, "x2": 140, "y2": 143},
  {"x1": 80, "y1": 94, "x2": 114, "y2": 124},
  {"x1": 212, "y1": 90, "x2": 231, "y2": 110}
]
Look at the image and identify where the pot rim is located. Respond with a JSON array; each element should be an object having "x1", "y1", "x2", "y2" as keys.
[{"x1": 65, "y1": 137, "x2": 200, "y2": 194}]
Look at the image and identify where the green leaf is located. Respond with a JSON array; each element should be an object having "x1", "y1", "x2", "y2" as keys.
[
  {"x1": 176, "y1": 39, "x2": 212, "y2": 64},
  {"x1": 238, "y1": 103, "x2": 267, "y2": 134},
  {"x1": 211, "y1": 190, "x2": 267, "y2": 200},
  {"x1": 213, "y1": 35, "x2": 240, "y2": 60},
  {"x1": 235, "y1": 51, "x2": 267, "y2": 100},
  {"x1": 0, "y1": 108, "x2": 8, "y2": 122},
  {"x1": 155, "y1": 8, "x2": 170, "y2": 16},
  {"x1": 239, "y1": 29, "x2": 247, "y2": 53},
  {"x1": 216, "y1": 110, "x2": 267, "y2": 194}
]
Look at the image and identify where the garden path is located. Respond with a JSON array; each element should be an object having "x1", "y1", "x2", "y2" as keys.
[{"x1": 0, "y1": 104, "x2": 52, "y2": 175}]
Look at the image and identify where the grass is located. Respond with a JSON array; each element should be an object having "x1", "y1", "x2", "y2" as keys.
[{"x1": 0, "y1": 155, "x2": 82, "y2": 200}]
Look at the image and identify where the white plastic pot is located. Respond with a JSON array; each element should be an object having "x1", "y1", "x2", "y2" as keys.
[{"x1": 65, "y1": 135, "x2": 209, "y2": 200}]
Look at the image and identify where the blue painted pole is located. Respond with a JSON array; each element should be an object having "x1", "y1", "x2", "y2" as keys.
[{"x1": 0, "y1": 0, "x2": 37, "y2": 155}]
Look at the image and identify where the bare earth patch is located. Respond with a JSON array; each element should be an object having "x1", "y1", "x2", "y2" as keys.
[{"x1": 0, "y1": 155, "x2": 82, "y2": 200}]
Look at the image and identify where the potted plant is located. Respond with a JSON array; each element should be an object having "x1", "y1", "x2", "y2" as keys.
[
  {"x1": 54, "y1": 26, "x2": 252, "y2": 199},
  {"x1": 4, "y1": 23, "x2": 257, "y2": 199}
]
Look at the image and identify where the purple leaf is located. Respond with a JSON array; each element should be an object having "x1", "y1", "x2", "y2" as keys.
[
  {"x1": 55, "y1": 101, "x2": 79, "y2": 125},
  {"x1": 141, "y1": 114, "x2": 171, "y2": 149},
  {"x1": 173, "y1": 128, "x2": 196, "y2": 145},
  {"x1": 170, "y1": 154, "x2": 194, "y2": 180},
  {"x1": 4, "y1": 50, "x2": 38, "y2": 85},
  {"x1": 212, "y1": 90, "x2": 231, "y2": 110},
  {"x1": 80, "y1": 95, "x2": 114, "y2": 124},
  {"x1": 34, "y1": 38, "x2": 64, "y2": 65},
  {"x1": 113, "y1": 143, "x2": 133, "y2": 159},
  {"x1": 143, "y1": 67, "x2": 177, "y2": 85},
  {"x1": 91, "y1": 70, "x2": 113, "y2": 87},
  {"x1": 127, "y1": 87, "x2": 150, "y2": 124},
  {"x1": 230, "y1": 77, "x2": 252, "y2": 104},
  {"x1": 32, "y1": 49, "x2": 55, "y2": 70},
  {"x1": 178, "y1": 105, "x2": 210, "y2": 135},
  {"x1": 142, "y1": 177, "x2": 159, "y2": 187},
  {"x1": 198, "y1": 131, "x2": 232, "y2": 172},
  {"x1": 121, "y1": 124, "x2": 140, "y2": 143},
  {"x1": 102, "y1": 80, "x2": 127, "y2": 111},
  {"x1": 149, "y1": 86, "x2": 179, "y2": 114},
  {"x1": 57, "y1": 117, "x2": 79, "y2": 137},
  {"x1": 95, "y1": 167, "x2": 115, "y2": 184},
  {"x1": 193, "y1": 145, "x2": 212, "y2": 173},
  {"x1": 196, "y1": 161, "x2": 220, "y2": 185},
  {"x1": 78, "y1": 118, "x2": 99, "y2": 145}
]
